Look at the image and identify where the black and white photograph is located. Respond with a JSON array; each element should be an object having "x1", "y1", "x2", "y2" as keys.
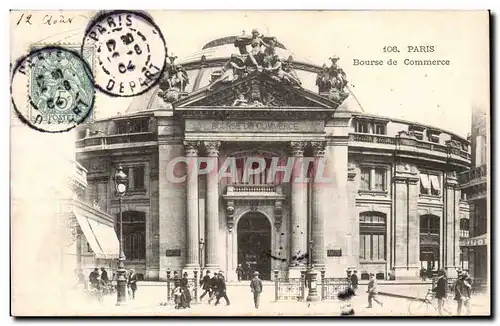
[{"x1": 9, "y1": 10, "x2": 490, "y2": 317}]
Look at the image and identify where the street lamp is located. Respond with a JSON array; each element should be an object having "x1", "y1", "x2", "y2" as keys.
[
  {"x1": 114, "y1": 164, "x2": 128, "y2": 306},
  {"x1": 306, "y1": 239, "x2": 319, "y2": 302},
  {"x1": 199, "y1": 238, "x2": 205, "y2": 272}
]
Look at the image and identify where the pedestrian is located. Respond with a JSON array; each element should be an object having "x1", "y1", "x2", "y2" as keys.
[
  {"x1": 208, "y1": 272, "x2": 218, "y2": 304},
  {"x1": 246, "y1": 263, "x2": 252, "y2": 280},
  {"x1": 180, "y1": 272, "x2": 192, "y2": 308},
  {"x1": 101, "y1": 267, "x2": 109, "y2": 284},
  {"x1": 236, "y1": 264, "x2": 244, "y2": 282},
  {"x1": 200, "y1": 270, "x2": 212, "y2": 301},
  {"x1": 367, "y1": 273, "x2": 383, "y2": 308},
  {"x1": 432, "y1": 269, "x2": 451, "y2": 315},
  {"x1": 89, "y1": 267, "x2": 99, "y2": 289},
  {"x1": 350, "y1": 270, "x2": 359, "y2": 295},
  {"x1": 214, "y1": 271, "x2": 230, "y2": 306},
  {"x1": 128, "y1": 269, "x2": 138, "y2": 300},
  {"x1": 250, "y1": 271, "x2": 263, "y2": 309},
  {"x1": 454, "y1": 271, "x2": 471, "y2": 315}
]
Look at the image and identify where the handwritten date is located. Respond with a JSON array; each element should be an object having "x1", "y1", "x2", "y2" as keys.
[{"x1": 16, "y1": 13, "x2": 74, "y2": 26}]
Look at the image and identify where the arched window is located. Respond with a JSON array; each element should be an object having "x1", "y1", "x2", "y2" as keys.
[
  {"x1": 359, "y1": 212, "x2": 386, "y2": 261},
  {"x1": 116, "y1": 211, "x2": 146, "y2": 260}
]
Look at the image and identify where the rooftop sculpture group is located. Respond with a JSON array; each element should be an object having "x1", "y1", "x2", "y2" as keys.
[
  {"x1": 209, "y1": 29, "x2": 302, "y2": 90},
  {"x1": 315, "y1": 56, "x2": 349, "y2": 103},
  {"x1": 158, "y1": 55, "x2": 189, "y2": 103},
  {"x1": 157, "y1": 29, "x2": 350, "y2": 105}
]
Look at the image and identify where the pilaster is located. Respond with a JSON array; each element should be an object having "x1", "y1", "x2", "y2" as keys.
[{"x1": 393, "y1": 163, "x2": 419, "y2": 279}]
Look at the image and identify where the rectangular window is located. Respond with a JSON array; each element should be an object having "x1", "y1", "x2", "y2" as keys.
[
  {"x1": 132, "y1": 166, "x2": 145, "y2": 189},
  {"x1": 132, "y1": 119, "x2": 149, "y2": 133},
  {"x1": 356, "y1": 121, "x2": 369, "y2": 133},
  {"x1": 419, "y1": 174, "x2": 431, "y2": 194},
  {"x1": 360, "y1": 168, "x2": 371, "y2": 190},
  {"x1": 360, "y1": 234, "x2": 386, "y2": 260},
  {"x1": 374, "y1": 168, "x2": 386, "y2": 191},
  {"x1": 374, "y1": 124, "x2": 386, "y2": 135},
  {"x1": 116, "y1": 123, "x2": 128, "y2": 134}
]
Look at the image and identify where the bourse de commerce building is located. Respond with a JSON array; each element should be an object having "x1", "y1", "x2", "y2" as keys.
[{"x1": 73, "y1": 32, "x2": 471, "y2": 282}]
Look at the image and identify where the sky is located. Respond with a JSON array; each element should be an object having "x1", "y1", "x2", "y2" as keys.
[{"x1": 10, "y1": 10, "x2": 490, "y2": 138}]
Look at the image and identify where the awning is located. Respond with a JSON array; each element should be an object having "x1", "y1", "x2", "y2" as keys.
[
  {"x1": 87, "y1": 218, "x2": 120, "y2": 260},
  {"x1": 73, "y1": 211, "x2": 106, "y2": 259},
  {"x1": 420, "y1": 174, "x2": 431, "y2": 190},
  {"x1": 460, "y1": 234, "x2": 488, "y2": 247},
  {"x1": 429, "y1": 175, "x2": 441, "y2": 191}
]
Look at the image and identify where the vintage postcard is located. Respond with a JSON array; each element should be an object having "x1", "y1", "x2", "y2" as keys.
[{"x1": 10, "y1": 10, "x2": 490, "y2": 316}]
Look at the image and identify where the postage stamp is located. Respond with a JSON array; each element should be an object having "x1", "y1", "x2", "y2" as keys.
[
  {"x1": 11, "y1": 46, "x2": 95, "y2": 133},
  {"x1": 81, "y1": 10, "x2": 167, "y2": 97}
]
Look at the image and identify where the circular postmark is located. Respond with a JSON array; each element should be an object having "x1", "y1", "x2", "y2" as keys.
[
  {"x1": 11, "y1": 46, "x2": 95, "y2": 133},
  {"x1": 82, "y1": 10, "x2": 167, "y2": 97}
]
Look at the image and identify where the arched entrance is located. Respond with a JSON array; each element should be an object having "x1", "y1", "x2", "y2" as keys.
[{"x1": 237, "y1": 212, "x2": 272, "y2": 280}]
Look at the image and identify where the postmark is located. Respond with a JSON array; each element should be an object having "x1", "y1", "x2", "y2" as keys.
[
  {"x1": 81, "y1": 10, "x2": 167, "y2": 97},
  {"x1": 11, "y1": 46, "x2": 95, "y2": 133}
]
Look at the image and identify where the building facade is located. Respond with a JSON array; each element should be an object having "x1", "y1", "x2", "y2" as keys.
[
  {"x1": 75, "y1": 33, "x2": 471, "y2": 281},
  {"x1": 459, "y1": 106, "x2": 488, "y2": 281}
]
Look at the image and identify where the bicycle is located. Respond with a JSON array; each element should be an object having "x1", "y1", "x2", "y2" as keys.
[{"x1": 408, "y1": 289, "x2": 453, "y2": 316}]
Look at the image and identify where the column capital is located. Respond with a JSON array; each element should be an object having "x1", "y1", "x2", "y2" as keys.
[
  {"x1": 183, "y1": 140, "x2": 199, "y2": 157},
  {"x1": 204, "y1": 141, "x2": 221, "y2": 157},
  {"x1": 310, "y1": 141, "x2": 326, "y2": 157},
  {"x1": 290, "y1": 141, "x2": 307, "y2": 157}
]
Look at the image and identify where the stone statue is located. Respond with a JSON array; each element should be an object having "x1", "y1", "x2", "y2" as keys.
[
  {"x1": 158, "y1": 55, "x2": 190, "y2": 103},
  {"x1": 263, "y1": 55, "x2": 301, "y2": 87},
  {"x1": 232, "y1": 93, "x2": 248, "y2": 106},
  {"x1": 208, "y1": 54, "x2": 247, "y2": 91},
  {"x1": 316, "y1": 56, "x2": 349, "y2": 102},
  {"x1": 234, "y1": 29, "x2": 275, "y2": 70}
]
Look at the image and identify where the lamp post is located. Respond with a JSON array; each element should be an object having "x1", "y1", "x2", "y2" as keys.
[
  {"x1": 114, "y1": 165, "x2": 128, "y2": 306},
  {"x1": 199, "y1": 238, "x2": 205, "y2": 271},
  {"x1": 306, "y1": 239, "x2": 319, "y2": 302}
]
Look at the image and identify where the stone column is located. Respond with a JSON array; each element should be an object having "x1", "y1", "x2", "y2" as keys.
[
  {"x1": 310, "y1": 141, "x2": 326, "y2": 269},
  {"x1": 289, "y1": 141, "x2": 308, "y2": 277},
  {"x1": 184, "y1": 141, "x2": 200, "y2": 270},
  {"x1": 204, "y1": 141, "x2": 221, "y2": 271}
]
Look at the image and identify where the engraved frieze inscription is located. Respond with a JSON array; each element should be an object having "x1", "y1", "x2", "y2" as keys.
[{"x1": 185, "y1": 119, "x2": 325, "y2": 133}]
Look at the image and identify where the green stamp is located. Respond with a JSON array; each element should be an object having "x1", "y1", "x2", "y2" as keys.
[{"x1": 11, "y1": 46, "x2": 95, "y2": 133}]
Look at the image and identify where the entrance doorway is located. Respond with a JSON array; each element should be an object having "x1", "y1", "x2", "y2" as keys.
[{"x1": 237, "y1": 212, "x2": 272, "y2": 280}]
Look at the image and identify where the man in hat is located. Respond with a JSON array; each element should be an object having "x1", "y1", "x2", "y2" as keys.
[
  {"x1": 367, "y1": 273, "x2": 383, "y2": 308},
  {"x1": 214, "y1": 271, "x2": 230, "y2": 306},
  {"x1": 250, "y1": 271, "x2": 263, "y2": 309},
  {"x1": 432, "y1": 269, "x2": 451, "y2": 315},
  {"x1": 236, "y1": 264, "x2": 244, "y2": 282},
  {"x1": 454, "y1": 271, "x2": 471, "y2": 315},
  {"x1": 200, "y1": 270, "x2": 212, "y2": 301},
  {"x1": 208, "y1": 272, "x2": 218, "y2": 304},
  {"x1": 350, "y1": 270, "x2": 359, "y2": 295},
  {"x1": 128, "y1": 269, "x2": 138, "y2": 300}
]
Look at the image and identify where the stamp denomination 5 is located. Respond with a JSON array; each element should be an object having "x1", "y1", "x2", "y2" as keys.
[{"x1": 11, "y1": 46, "x2": 95, "y2": 133}]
